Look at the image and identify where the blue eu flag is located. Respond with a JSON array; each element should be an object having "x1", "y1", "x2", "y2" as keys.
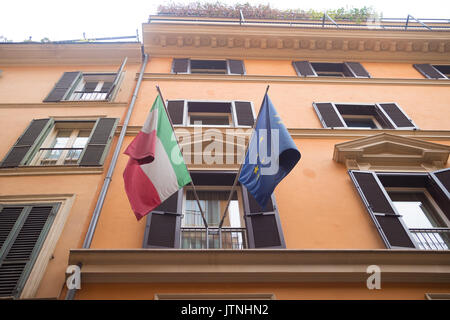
[{"x1": 238, "y1": 93, "x2": 301, "y2": 208}]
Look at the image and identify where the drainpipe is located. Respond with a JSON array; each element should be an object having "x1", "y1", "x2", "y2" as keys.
[{"x1": 65, "y1": 53, "x2": 149, "y2": 299}]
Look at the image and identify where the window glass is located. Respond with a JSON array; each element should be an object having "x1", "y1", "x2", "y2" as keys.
[
  {"x1": 189, "y1": 114, "x2": 230, "y2": 126},
  {"x1": 343, "y1": 117, "x2": 378, "y2": 129}
]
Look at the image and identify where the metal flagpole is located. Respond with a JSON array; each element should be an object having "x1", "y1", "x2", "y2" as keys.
[
  {"x1": 155, "y1": 86, "x2": 209, "y2": 245},
  {"x1": 217, "y1": 85, "x2": 270, "y2": 234}
]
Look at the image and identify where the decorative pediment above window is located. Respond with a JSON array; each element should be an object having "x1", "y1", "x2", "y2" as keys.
[{"x1": 334, "y1": 133, "x2": 450, "y2": 171}]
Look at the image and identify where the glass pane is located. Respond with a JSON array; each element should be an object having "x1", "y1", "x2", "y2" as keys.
[
  {"x1": 344, "y1": 117, "x2": 377, "y2": 129},
  {"x1": 189, "y1": 115, "x2": 230, "y2": 125},
  {"x1": 44, "y1": 131, "x2": 70, "y2": 160},
  {"x1": 389, "y1": 192, "x2": 446, "y2": 228}
]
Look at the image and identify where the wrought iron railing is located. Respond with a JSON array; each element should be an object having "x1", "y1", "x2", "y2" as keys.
[
  {"x1": 35, "y1": 147, "x2": 84, "y2": 165},
  {"x1": 181, "y1": 227, "x2": 247, "y2": 249},
  {"x1": 71, "y1": 91, "x2": 108, "y2": 101},
  {"x1": 149, "y1": 15, "x2": 450, "y2": 31},
  {"x1": 410, "y1": 228, "x2": 450, "y2": 250}
]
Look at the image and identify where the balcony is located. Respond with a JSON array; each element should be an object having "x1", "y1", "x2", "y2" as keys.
[
  {"x1": 181, "y1": 227, "x2": 247, "y2": 249},
  {"x1": 410, "y1": 228, "x2": 450, "y2": 250},
  {"x1": 35, "y1": 147, "x2": 84, "y2": 166}
]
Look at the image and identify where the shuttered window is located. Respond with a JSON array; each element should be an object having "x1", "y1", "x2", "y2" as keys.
[
  {"x1": 166, "y1": 100, "x2": 255, "y2": 127},
  {"x1": 313, "y1": 102, "x2": 417, "y2": 129},
  {"x1": 43, "y1": 60, "x2": 125, "y2": 102},
  {"x1": 349, "y1": 169, "x2": 450, "y2": 250},
  {"x1": 171, "y1": 59, "x2": 245, "y2": 75},
  {"x1": 413, "y1": 64, "x2": 449, "y2": 79},
  {"x1": 293, "y1": 61, "x2": 370, "y2": 78},
  {"x1": 0, "y1": 203, "x2": 59, "y2": 298},
  {"x1": 0, "y1": 118, "x2": 118, "y2": 168},
  {"x1": 142, "y1": 172, "x2": 285, "y2": 249}
]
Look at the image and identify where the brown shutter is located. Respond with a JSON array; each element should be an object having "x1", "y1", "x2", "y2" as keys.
[
  {"x1": 43, "y1": 71, "x2": 81, "y2": 102},
  {"x1": 79, "y1": 118, "x2": 118, "y2": 166},
  {"x1": 349, "y1": 170, "x2": 416, "y2": 249},
  {"x1": 228, "y1": 60, "x2": 245, "y2": 75},
  {"x1": 143, "y1": 191, "x2": 182, "y2": 248},
  {"x1": 242, "y1": 187, "x2": 285, "y2": 248},
  {"x1": 313, "y1": 103, "x2": 345, "y2": 128},
  {"x1": 292, "y1": 61, "x2": 316, "y2": 76},
  {"x1": 167, "y1": 100, "x2": 185, "y2": 125},
  {"x1": 172, "y1": 58, "x2": 190, "y2": 74},
  {"x1": 377, "y1": 103, "x2": 417, "y2": 129},
  {"x1": 413, "y1": 64, "x2": 446, "y2": 79},
  {"x1": 0, "y1": 118, "x2": 53, "y2": 168},
  {"x1": 344, "y1": 62, "x2": 371, "y2": 78},
  {"x1": 234, "y1": 101, "x2": 254, "y2": 126},
  {"x1": 428, "y1": 168, "x2": 450, "y2": 221}
]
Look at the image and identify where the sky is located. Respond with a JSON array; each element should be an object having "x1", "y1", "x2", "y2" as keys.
[{"x1": 1, "y1": 0, "x2": 449, "y2": 42}]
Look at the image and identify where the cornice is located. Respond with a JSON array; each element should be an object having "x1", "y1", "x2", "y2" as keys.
[
  {"x1": 117, "y1": 126, "x2": 450, "y2": 141},
  {"x1": 143, "y1": 23, "x2": 450, "y2": 62},
  {"x1": 139, "y1": 73, "x2": 450, "y2": 86},
  {"x1": 69, "y1": 249, "x2": 450, "y2": 283},
  {"x1": 0, "y1": 166, "x2": 103, "y2": 176},
  {"x1": 0, "y1": 43, "x2": 142, "y2": 66},
  {"x1": 0, "y1": 102, "x2": 128, "y2": 108}
]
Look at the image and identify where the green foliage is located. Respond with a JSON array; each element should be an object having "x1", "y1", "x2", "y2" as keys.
[{"x1": 157, "y1": 2, "x2": 381, "y2": 22}]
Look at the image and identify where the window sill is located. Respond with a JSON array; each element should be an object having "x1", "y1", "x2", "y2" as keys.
[{"x1": 0, "y1": 165, "x2": 103, "y2": 176}]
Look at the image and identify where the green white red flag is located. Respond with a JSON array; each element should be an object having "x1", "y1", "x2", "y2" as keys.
[{"x1": 123, "y1": 95, "x2": 191, "y2": 220}]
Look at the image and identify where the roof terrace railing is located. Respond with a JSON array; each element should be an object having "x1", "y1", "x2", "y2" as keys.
[{"x1": 149, "y1": 14, "x2": 450, "y2": 31}]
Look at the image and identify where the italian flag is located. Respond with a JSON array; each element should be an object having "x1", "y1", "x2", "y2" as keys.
[{"x1": 123, "y1": 95, "x2": 191, "y2": 221}]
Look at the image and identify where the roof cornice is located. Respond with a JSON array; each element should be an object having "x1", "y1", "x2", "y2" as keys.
[{"x1": 143, "y1": 22, "x2": 450, "y2": 62}]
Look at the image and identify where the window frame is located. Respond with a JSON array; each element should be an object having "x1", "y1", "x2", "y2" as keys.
[
  {"x1": 171, "y1": 59, "x2": 246, "y2": 75},
  {"x1": 313, "y1": 102, "x2": 418, "y2": 130},
  {"x1": 172, "y1": 100, "x2": 255, "y2": 128},
  {"x1": 65, "y1": 72, "x2": 117, "y2": 101}
]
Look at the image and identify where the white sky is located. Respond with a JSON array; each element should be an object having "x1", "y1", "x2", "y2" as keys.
[{"x1": 1, "y1": 0, "x2": 449, "y2": 42}]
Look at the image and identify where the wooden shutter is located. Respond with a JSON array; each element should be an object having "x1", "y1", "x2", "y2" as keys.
[
  {"x1": 228, "y1": 60, "x2": 245, "y2": 75},
  {"x1": 234, "y1": 101, "x2": 254, "y2": 126},
  {"x1": 344, "y1": 62, "x2": 371, "y2": 78},
  {"x1": 313, "y1": 103, "x2": 345, "y2": 128},
  {"x1": 242, "y1": 187, "x2": 285, "y2": 248},
  {"x1": 428, "y1": 168, "x2": 450, "y2": 221},
  {"x1": 0, "y1": 118, "x2": 53, "y2": 168},
  {"x1": 172, "y1": 58, "x2": 190, "y2": 74},
  {"x1": 43, "y1": 72, "x2": 81, "y2": 102},
  {"x1": 0, "y1": 204, "x2": 58, "y2": 298},
  {"x1": 79, "y1": 118, "x2": 118, "y2": 166},
  {"x1": 167, "y1": 100, "x2": 185, "y2": 125},
  {"x1": 292, "y1": 61, "x2": 316, "y2": 77},
  {"x1": 105, "y1": 57, "x2": 127, "y2": 101},
  {"x1": 349, "y1": 170, "x2": 416, "y2": 249},
  {"x1": 376, "y1": 103, "x2": 417, "y2": 129},
  {"x1": 413, "y1": 64, "x2": 446, "y2": 79},
  {"x1": 143, "y1": 191, "x2": 182, "y2": 248}
]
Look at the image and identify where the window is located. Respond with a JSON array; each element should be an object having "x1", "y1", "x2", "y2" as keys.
[
  {"x1": 43, "y1": 60, "x2": 125, "y2": 102},
  {"x1": 313, "y1": 102, "x2": 417, "y2": 129},
  {"x1": 293, "y1": 61, "x2": 370, "y2": 78},
  {"x1": 142, "y1": 171, "x2": 285, "y2": 249},
  {"x1": 414, "y1": 64, "x2": 450, "y2": 79},
  {"x1": 182, "y1": 189, "x2": 246, "y2": 249},
  {"x1": 0, "y1": 203, "x2": 60, "y2": 298},
  {"x1": 349, "y1": 169, "x2": 450, "y2": 250},
  {"x1": 388, "y1": 191, "x2": 449, "y2": 250},
  {"x1": 167, "y1": 100, "x2": 255, "y2": 127},
  {"x1": 0, "y1": 118, "x2": 118, "y2": 168},
  {"x1": 172, "y1": 58, "x2": 245, "y2": 75}
]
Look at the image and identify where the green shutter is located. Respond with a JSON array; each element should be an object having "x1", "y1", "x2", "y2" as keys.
[
  {"x1": 0, "y1": 118, "x2": 54, "y2": 168},
  {"x1": 0, "y1": 203, "x2": 59, "y2": 299},
  {"x1": 78, "y1": 118, "x2": 118, "y2": 166}
]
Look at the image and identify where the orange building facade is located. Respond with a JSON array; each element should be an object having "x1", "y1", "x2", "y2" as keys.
[{"x1": 0, "y1": 16, "x2": 449, "y2": 300}]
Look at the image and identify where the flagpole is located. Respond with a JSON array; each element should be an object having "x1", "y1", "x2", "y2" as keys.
[
  {"x1": 218, "y1": 85, "x2": 269, "y2": 229},
  {"x1": 155, "y1": 85, "x2": 209, "y2": 230}
]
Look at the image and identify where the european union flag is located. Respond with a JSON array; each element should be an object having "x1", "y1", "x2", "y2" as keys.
[{"x1": 238, "y1": 93, "x2": 301, "y2": 208}]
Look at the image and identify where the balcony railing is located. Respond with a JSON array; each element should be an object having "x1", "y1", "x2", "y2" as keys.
[
  {"x1": 410, "y1": 228, "x2": 450, "y2": 250},
  {"x1": 181, "y1": 227, "x2": 247, "y2": 249},
  {"x1": 70, "y1": 91, "x2": 108, "y2": 101},
  {"x1": 35, "y1": 147, "x2": 84, "y2": 165}
]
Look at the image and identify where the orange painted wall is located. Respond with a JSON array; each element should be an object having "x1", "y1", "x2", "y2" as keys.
[
  {"x1": 130, "y1": 80, "x2": 450, "y2": 130},
  {"x1": 0, "y1": 64, "x2": 139, "y2": 103},
  {"x1": 74, "y1": 282, "x2": 450, "y2": 300}
]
